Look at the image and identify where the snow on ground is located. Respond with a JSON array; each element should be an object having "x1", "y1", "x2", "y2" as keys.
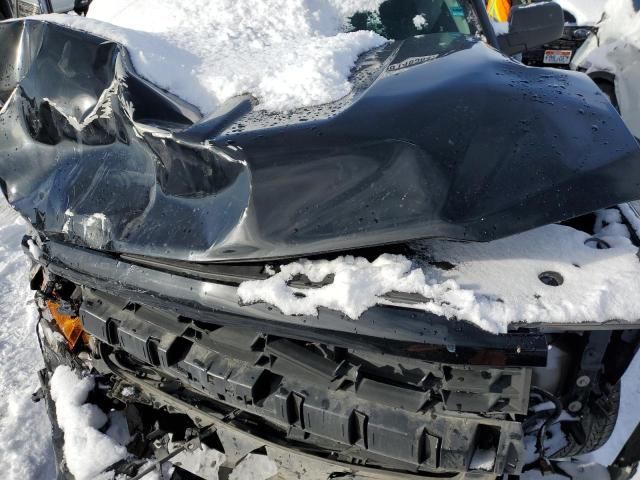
[
  {"x1": 0, "y1": 199, "x2": 55, "y2": 480},
  {"x1": 240, "y1": 211, "x2": 640, "y2": 334},
  {"x1": 38, "y1": 0, "x2": 387, "y2": 114}
]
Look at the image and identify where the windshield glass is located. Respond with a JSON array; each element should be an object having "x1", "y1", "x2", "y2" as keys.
[{"x1": 350, "y1": 0, "x2": 478, "y2": 40}]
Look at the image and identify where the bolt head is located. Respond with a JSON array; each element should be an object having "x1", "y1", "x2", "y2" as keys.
[
  {"x1": 568, "y1": 401, "x2": 583, "y2": 412},
  {"x1": 576, "y1": 375, "x2": 591, "y2": 387}
]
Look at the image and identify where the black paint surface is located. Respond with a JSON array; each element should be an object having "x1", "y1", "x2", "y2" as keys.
[{"x1": 1, "y1": 20, "x2": 639, "y2": 262}]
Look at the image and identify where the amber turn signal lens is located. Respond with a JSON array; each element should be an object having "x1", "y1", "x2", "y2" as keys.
[{"x1": 46, "y1": 300, "x2": 88, "y2": 350}]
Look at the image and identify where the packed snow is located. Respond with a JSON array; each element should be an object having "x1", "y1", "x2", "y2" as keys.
[
  {"x1": 239, "y1": 210, "x2": 640, "y2": 334},
  {"x1": 49, "y1": 366, "x2": 128, "y2": 480},
  {"x1": 38, "y1": 0, "x2": 388, "y2": 114},
  {"x1": 425, "y1": 210, "x2": 640, "y2": 332},
  {"x1": 238, "y1": 253, "x2": 478, "y2": 321}
]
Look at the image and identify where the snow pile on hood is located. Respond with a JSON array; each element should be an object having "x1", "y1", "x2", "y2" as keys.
[
  {"x1": 426, "y1": 210, "x2": 640, "y2": 332},
  {"x1": 239, "y1": 209, "x2": 640, "y2": 334},
  {"x1": 41, "y1": 0, "x2": 387, "y2": 113},
  {"x1": 239, "y1": 253, "x2": 476, "y2": 321},
  {"x1": 50, "y1": 366, "x2": 128, "y2": 480}
]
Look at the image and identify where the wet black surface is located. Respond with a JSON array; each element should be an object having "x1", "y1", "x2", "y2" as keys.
[{"x1": 1, "y1": 20, "x2": 639, "y2": 262}]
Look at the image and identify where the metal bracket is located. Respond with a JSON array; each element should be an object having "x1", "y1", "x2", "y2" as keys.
[{"x1": 569, "y1": 331, "x2": 612, "y2": 412}]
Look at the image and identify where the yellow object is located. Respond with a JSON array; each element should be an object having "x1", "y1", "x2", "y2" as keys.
[
  {"x1": 46, "y1": 300, "x2": 87, "y2": 350},
  {"x1": 487, "y1": 0, "x2": 512, "y2": 22}
]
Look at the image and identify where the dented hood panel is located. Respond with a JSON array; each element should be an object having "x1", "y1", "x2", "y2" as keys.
[{"x1": 1, "y1": 20, "x2": 640, "y2": 262}]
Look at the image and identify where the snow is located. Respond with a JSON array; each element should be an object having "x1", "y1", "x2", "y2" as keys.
[
  {"x1": 413, "y1": 14, "x2": 428, "y2": 30},
  {"x1": 426, "y1": 214, "x2": 640, "y2": 333},
  {"x1": 587, "y1": 0, "x2": 640, "y2": 55},
  {"x1": 171, "y1": 445, "x2": 224, "y2": 479},
  {"x1": 238, "y1": 253, "x2": 477, "y2": 324},
  {"x1": 50, "y1": 366, "x2": 128, "y2": 480},
  {"x1": 521, "y1": 461, "x2": 611, "y2": 480},
  {"x1": 47, "y1": 365, "x2": 279, "y2": 480},
  {"x1": 121, "y1": 386, "x2": 136, "y2": 397},
  {"x1": 27, "y1": 239, "x2": 42, "y2": 261},
  {"x1": 38, "y1": 0, "x2": 388, "y2": 114},
  {"x1": 572, "y1": 0, "x2": 640, "y2": 137},
  {"x1": 240, "y1": 212, "x2": 640, "y2": 334},
  {"x1": 48, "y1": 365, "x2": 278, "y2": 480},
  {"x1": 0, "y1": 199, "x2": 55, "y2": 480}
]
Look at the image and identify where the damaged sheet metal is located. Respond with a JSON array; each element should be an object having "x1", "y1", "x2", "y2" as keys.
[{"x1": 1, "y1": 20, "x2": 640, "y2": 262}]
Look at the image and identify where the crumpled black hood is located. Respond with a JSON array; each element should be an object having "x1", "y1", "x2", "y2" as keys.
[{"x1": 1, "y1": 19, "x2": 639, "y2": 262}]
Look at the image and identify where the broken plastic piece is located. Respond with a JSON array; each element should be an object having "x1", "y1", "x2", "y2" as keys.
[{"x1": 46, "y1": 300, "x2": 87, "y2": 350}]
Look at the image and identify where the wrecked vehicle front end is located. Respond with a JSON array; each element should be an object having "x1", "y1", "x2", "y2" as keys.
[
  {"x1": 2, "y1": 3, "x2": 640, "y2": 478},
  {"x1": 29, "y1": 211, "x2": 640, "y2": 479}
]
